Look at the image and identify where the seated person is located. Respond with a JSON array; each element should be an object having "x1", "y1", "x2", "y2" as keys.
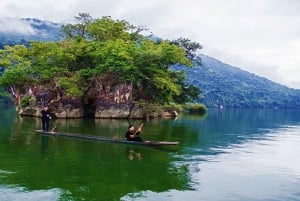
[{"x1": 125, "y1": 124, "x2": 143, "y2": 142}]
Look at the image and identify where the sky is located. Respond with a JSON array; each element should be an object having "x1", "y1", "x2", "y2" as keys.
[{"x1": 1, "y1": 0, "x2": 300, "y2": 89}]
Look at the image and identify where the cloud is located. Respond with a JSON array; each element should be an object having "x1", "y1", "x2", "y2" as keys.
[{"x1": 0, "y1": 18, "x2": 36, "y2": 35}]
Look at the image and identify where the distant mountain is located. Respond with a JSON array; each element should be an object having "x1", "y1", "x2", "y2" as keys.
[
  {"x1": 174, "y1": 55, "x2": 300, "y2": 109},
  {"x1": 0, "y1": 18, "x2": 62, "y2": 48}
]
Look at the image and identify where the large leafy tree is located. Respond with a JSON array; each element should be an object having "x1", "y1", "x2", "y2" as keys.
[{"x1": 0, "y1": 13, "x2": 201, "y2": 105}]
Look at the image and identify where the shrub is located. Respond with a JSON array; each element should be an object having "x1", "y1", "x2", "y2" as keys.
[
  {"x1": 184, "y1": 103, "x2": 207, "y2": 114},
  {"x1": 161, "y1": 103, "x2": 184, "y2": 112},
  {"x1": 20, "y1": 95, "x2": 31, "y2": 107}
]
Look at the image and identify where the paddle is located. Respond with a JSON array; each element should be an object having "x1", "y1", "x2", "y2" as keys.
[
  {"x1": 49, "y1": 116, "x2": 57, "y2": 132},
  {"x1": 134, "y1": 123, "x2": 144, "y2": 136}
]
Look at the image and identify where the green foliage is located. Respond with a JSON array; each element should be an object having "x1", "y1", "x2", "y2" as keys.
[
  {"x1": 0, "y1": 13, "x2": 202, "y2": 105},
  {"x1": 171, "y1": 70, "x2": 200, "y2": 103},
  {"x1": 0, "y1": 45, "x2": 33, "y2": 89},
  {"x1": 87, "y1": 16, "x2": 132, "y2": 41},
  {"x1": 162, "y1": 103, "x2": 184, "y2": 112},
  {"x1": 93, "y1": 39, "x2": 137, "y2": 79},
  {"x1": 62, "y1": 13, "x2": 93, "y2": 38},
  {"x1": 184, "y1": 103, "x2": 207, "y2": 114},
  {"x1": 20, "y1": 95, "x2": 31, "y2": 107},
  {"x1": 57, "y1": 73, "x2": 83, "y2": 97},
  {"x1": 170, "y1": 37, "x2": 203, "y2": 65},
  {"x1": 138, "y1": 102, "x2": 184, "y2": 115},
  {"x1": 0, "y1": 65, "x2": 30, "y2": 88}
]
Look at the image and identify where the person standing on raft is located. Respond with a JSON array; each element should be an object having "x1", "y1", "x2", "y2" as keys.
[{"x1": 41, "y1": 106, "x2": 52, "y2": 132}]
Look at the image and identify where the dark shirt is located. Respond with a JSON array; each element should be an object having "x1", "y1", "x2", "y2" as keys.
[
  {"x1": 125, "y1": 131, "x2": 142, "y2": 141},
  {"x1": 41, "y1": 110, "x2": 51, "y2": 120}
]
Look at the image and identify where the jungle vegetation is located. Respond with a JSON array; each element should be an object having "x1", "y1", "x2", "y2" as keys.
[{"x1": 0, "y1": 13, "x2": 201, "y2": 109}]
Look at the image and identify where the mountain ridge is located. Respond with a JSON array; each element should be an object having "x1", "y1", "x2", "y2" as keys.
[
  {"x1": 0, "y1": 18, "x2": 62, "y2": 48},
  {"x1": 173, "y1": 54, "x2": 300, "y2": 109}
]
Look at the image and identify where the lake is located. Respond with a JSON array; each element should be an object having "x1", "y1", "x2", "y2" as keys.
[{"x1": 0, "y1": 106, "x2": 300, "y2": 201}]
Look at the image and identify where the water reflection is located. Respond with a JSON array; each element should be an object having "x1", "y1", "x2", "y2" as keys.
[
  {"x1": 174, "y1": 109, "x2": 300, "y2": 157},
  {"x1": 0, "y1": 106, "x2": 192, "y2": 201},
  {"x1": 1, "y1": 106, "x2": 300, "y2": 201},
  {"x1": 122, "y1": 122, "x2": 300, "y2": 201},
  {"x1": 127, "y1": 147, "x2": 142, "y2": 161}
]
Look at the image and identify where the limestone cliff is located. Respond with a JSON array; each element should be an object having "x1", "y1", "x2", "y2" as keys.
[{"x1": 12, "y1": 83, "x2": 178, "y2": 119}]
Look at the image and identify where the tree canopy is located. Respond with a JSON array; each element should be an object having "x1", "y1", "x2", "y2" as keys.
[{"x1": 0, "y1": 13, "x2": 201, "y2": 105}]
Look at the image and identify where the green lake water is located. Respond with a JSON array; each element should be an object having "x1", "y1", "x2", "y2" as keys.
[{"x1": 0, "y1": 106, "x2": 300, "y2": 201}]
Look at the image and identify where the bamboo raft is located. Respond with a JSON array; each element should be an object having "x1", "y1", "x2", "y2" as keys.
[{"x1": 35, "y1": 130, "x2": 179, "y2": 146}]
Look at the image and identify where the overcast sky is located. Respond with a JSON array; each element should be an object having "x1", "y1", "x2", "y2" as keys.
[{"x1": 1, "y1": 0, "x2": 300, "y2": 89}]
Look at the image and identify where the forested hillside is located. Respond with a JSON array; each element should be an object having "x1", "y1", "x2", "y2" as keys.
[{"x1": 174, "y1": 55, "x2": 300, "y2": 109}]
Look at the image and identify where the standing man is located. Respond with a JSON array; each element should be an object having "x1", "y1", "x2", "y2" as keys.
[{"x1": 41, "y1": 106, "x2": 51, "y2": 131}]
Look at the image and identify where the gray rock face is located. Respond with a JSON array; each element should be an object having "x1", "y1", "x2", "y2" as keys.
[
  {"x1": 12, "y1": 84, "x2": 179, "y2": 119},
  {"x1": 18, "y1": 103, "x2": 178, "y2": 119}
]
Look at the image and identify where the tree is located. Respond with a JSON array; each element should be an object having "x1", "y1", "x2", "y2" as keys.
[
  {"x1": 87, "y1": 16, "x2": 132, "y2": 42},
  {"x1": 132, "y1": 39, "x2": 192, "y2": 102},
  {"x1": 0, "y1": 45, "x2": 32, "y2": 89},
  {"x1": 0, "y1": 13, "x2": 202, "y2": 109},
  {"x1": 61, "y1": 13, "x2": 93, "y2": 39},
  {"x1": 171, "y1": 37, "x2": 202, "y2": 65}
]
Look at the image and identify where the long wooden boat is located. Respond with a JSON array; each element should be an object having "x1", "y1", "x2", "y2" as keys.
[{"x1": 35, "y1": 130, "x2": 179, "y2": 146}]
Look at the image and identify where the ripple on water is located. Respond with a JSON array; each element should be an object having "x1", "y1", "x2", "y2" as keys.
[
  {"x1": 191, "y1": 125, "x2": 300, "y2": 200},
  {"x1": 0, "y1": 186, "x2": 62, "y2": 201},
  {"x1": 164, "y1": 125, "x2": 300, "y2": 201}
]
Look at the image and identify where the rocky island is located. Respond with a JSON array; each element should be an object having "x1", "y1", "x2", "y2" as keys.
[{"x1": 0, "y1": 14, "x2": 202, "y2": 119}]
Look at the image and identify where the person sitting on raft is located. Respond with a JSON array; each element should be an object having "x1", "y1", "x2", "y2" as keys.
[{"x1": 125, "y1": 124, "x2": 143, "y2": 142}]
